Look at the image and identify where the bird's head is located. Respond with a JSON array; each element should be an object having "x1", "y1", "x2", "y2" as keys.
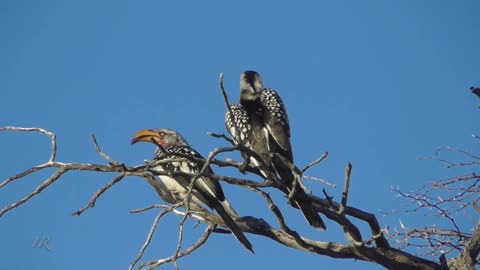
[
  {"x1": 240, "y1": 70, "x2": 263, "y2": 103},
  {"x1": 130, "y1": 128, "x2": 188, "y2": 148}
]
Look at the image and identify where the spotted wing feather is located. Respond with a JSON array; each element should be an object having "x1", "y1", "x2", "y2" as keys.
[
  {"x1": 225, "y1": 104, "x2": 272, "y2": 178},
  {"x1": 161, "y1": 146, "x2": 225, "y2": 203},
  {"x1": 225, "y1": 104, "x2": 252, "y2": 143},
  {"x1": 260, "y1": 88, "x2": 292, "y2": 159}
]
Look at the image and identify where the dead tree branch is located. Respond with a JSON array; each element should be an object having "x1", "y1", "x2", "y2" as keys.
[
  {"x1": 1, "y1": 124, "x2": 476, "y2": 270},
  {"x1": 340, "y1": 162, "x2": 352, "y2": 214},
  {"x1": 384, "y1": 139, "x2": 480, "y2": 267}
]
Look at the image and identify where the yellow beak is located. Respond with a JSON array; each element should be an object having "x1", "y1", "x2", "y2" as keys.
[{"x1": 130, "y1": 129, "x2": 161, "y2": 145}]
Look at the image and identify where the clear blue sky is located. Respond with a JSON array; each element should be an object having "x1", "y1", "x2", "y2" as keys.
[{"x1": 1, "y1": 1, "x2": 479, "y2": 269}]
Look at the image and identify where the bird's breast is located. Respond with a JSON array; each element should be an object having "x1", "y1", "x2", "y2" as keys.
[{"x1": 157, "y1": 175, "x2": 188, "y2": 195}]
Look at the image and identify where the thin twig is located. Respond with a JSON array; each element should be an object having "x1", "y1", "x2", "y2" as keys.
[
  {"x1": 435, "y1": 146, "x2": 480, "y2": 161},
  {"x1": 0, "y1": 163, "x2": 51, "y2": 189},
  {"x1": 272, "y1": 152, "x2": 335, "y2": 189},
  {"x1": 339, "y1": 162, "x2": 352, "y2": 214},
  {"x1": 301, "y1": 152, "x2": 329, "y2": 174},
  {"x1": 0, "y1": 126, "x2": 57, "y2": 162},
  {"x1": 302, "y1": 175, "x2": 336, "y2": 188},
  {"x1": 219, "y1": 73, "x2": 242, "y2": 145},
  {"x1": 91, "y1": 134, "x2": 125, "y2": 168},
  {"x1": 130, "y1": 204, "x2": 173, "y2": 214},
  {"x1": 72, "y1": 173, "x2": 126, "y2": 216},
  {"x1": 129, "y1": 208, "x2": 173, "y2": 270},
  {"x1": 172, "y1": 210, "x2": 190, "y2": 268},
  {"x1": 207, "y1": 132, "x2": 235, "y2": 145},
  {"x1": 140, "y1": 224, "x2": 216, "y2": 270}
]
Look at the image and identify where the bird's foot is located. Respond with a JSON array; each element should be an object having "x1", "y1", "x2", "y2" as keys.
[
  {"x1": 143, "y1": 159, "x2": 156, "y2": 170},
  {"x1": 109, "y1": 161, "x2": 127, "y2": 171},
  {"x1": 239, "y1": 160, "x2": 250, "y2": 175}
]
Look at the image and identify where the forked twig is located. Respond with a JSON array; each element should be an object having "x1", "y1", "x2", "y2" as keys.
[
  {"x1": 139, "y1": 224, "x2": 216, "y2": 270},
  {"x1": 129, "y1": 208, "x2": 173, "y2": 270}
]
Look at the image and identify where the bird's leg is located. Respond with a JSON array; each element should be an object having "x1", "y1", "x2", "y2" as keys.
[
  {"x1": 238, "y1": 160, "x2": 249, "y2": 175},
  {"x1": 108, "y1": 160, "x2": 127, "y2": 171},
  {"x1": 238, "y1": 154, "x2": 252, "y2": 175},
  {"x1": 144, "y1": 159, "x2": 156, "y2": 170},
  {"x1": 285, "y1": 183, "x2": 298, "y2": 207},
  {"x1": 322, "y1": 189, "x2": 335, "y2": 208}
]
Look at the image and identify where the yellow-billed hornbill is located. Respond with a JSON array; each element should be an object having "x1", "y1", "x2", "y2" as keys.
[
  {"x1": 131, "y1": 128, "x2": 254, "y2": 253},
  {"x1": 225, "y1": 70, "x2": 326, "y2": 230}
]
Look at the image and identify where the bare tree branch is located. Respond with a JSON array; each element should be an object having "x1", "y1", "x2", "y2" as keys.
[
  {"x1": 0, "y1": 126, "x2": 57, "y2": 162},
  {"x1": 0, "y1": 167, "x2": 67, "y2": 218},
  {"x1": 1, "y1": 123, "x2": 476, "y2": 270},
  {"x1": 382, "y1": 138, "x2": 480, "y2": 269}
]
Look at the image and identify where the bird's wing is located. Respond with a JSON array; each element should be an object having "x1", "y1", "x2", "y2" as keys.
[
  {"x1": 169, "y1": 146, "x2": 226, "y2": 202},
  {"x1": 165, "y1": 147, "x2": 254, "y2": 252},
  {"x1": 143, "y1": 173, "x2": 178, "y2": 204},
  {"x1": 152, "y1": 159, "x2": 206, "y2": 204},
  {"x1": 225, "y1": 103, "x2": 272, "y2": 178},
  {"x1": 225, "y1": 104, "x2": 252, "y2": 143},
  {"x1": 260, "y1": 89, "x2": 292, "y2": 157}
]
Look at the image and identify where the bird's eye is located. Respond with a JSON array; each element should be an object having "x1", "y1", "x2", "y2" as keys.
[{"x1": 159, "y1": 132, "x2": 165, "y2": 137}]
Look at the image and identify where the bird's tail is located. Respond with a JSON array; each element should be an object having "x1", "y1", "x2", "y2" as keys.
[
  {"x1": 278, "y1": 167, "x2": 327, "y2": 230},
  {"x1": 293, "y1": 189, "x2": 327, "y2": 230},
  {"x1": 212, "y1": 200, "x2": 254, "y2": 253}
]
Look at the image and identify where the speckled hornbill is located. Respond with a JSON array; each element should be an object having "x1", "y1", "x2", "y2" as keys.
[
  {"x1": 131, "y1": 128, "x2": 254, "y2": 253},
  {"x1": 225, "y1": 71, "x2": 326, "y2": 230}
]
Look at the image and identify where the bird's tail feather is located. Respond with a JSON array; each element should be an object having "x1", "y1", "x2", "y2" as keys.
[
  {"x1": 213, "y1": 201, "x2": 254, "y2": 253},
  {"x1": 294, "y1": 192, "x2": 327, "y2": 230},
  {"x1": 278, "y1": 168, "x2": 327, "y2": 230}
]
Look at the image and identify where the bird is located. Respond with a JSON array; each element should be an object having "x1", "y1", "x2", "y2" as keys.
[
  {"x1": 131, "y1": 128, "x2": 254, "y2": 253},
  {"x1": 225, "y1": 70, "x2": 327, "y2": 230}
]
